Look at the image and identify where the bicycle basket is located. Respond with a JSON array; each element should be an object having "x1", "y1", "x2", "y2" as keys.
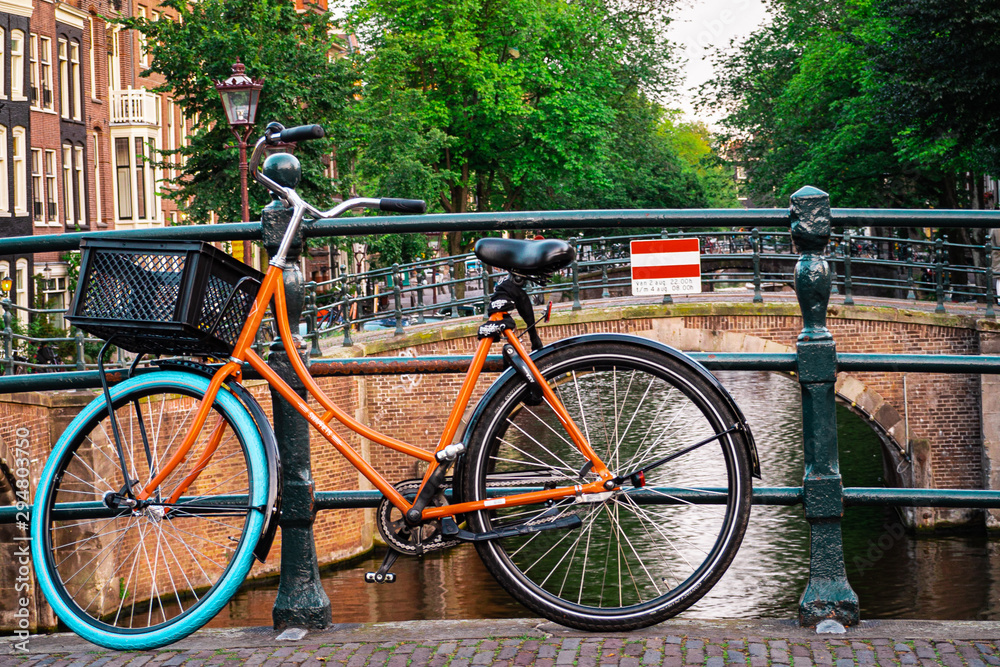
[{"x1": 68, "y1": 238, "x2": 264, "y2": 356}]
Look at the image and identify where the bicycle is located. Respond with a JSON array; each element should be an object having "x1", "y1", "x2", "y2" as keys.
[{"x1": 31, "y1": 122, "x2": 761, "y2": 650}]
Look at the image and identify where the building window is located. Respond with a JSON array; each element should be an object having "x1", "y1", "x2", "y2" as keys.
[
  {"x1": 58, "y1": 39, "x2": 68, "y2": 115},
  {"x1": 107, "y1": 25, "x2": 121, "y2": 92},
  {"x1": 0, "y1": 127, "x2": 8, "y2": 215},
  {"x1": 27, "y1": 34, "x2": 50, "y2": 109},
  {"x1": 115, "y1": 137, "x2": 132, "y2": 219},
  {"x1": 45, "y1": 150, "x2": 57, "y2": 224},
  {"x1": 29, "y1": 34, "x2": 37, "y2": 107},
  {"x1": 113, "y1": 135, "x2": 158, "y2": 226},
  {"x1": 70, "y1": 40, "x2": 81, "y2": 121},
  {"x1": 11, "y1": 30, "x2": 25, "y2": 100},
  {"x1": 88, "y1": 18, "x2": 97, "y2": 99},
  {"x1": 12, "y1": 127, "x2": 26, "y2": 216},
  {"x1": 137, "y1": 6, "x2": 148, "y2": 68},
  {"x1": 62, "y1": 145, "x2": 84, "y2": 227},
  {"x1": 40, "y1": 37, "x2": 53, "y2": 110},
  {"x1": 40, "y1": 272, "x2": 67, "y2": 329},
  {"x1": 74, "y1": 145, "x2": 84, "y2": 226},
  {"x1": 91, "y1": 131, "x2": 101, "y2": 225},
  {"x1": 14, "y1": 259, "x2": 27, "y2": 326},
  {"x1": 135, "y1": 137, "x2": 147, "y2": 219},
  {"x1": 58, "y1": 38, "x2": 82, "y2": 121},
  {"x1": 31, "y1": 148, "x2": 42, "y2": 223}
]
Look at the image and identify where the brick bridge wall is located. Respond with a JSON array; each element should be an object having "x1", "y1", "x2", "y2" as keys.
[{"x1": 1, "y1": 300, "x2": 995, "y2": 630}]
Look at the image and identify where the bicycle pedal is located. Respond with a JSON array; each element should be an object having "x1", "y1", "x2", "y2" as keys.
[{"x1": 364, "y1": 571, "x2": 396, "y2": 584}]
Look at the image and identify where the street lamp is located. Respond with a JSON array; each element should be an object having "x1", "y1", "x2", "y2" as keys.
[{"x1": 215, "y1": 58, "x2": 263, "y2": 264}]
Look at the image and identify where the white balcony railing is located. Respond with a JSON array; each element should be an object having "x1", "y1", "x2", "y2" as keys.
[{"x1": 110, "y1": 87, "x2": 160, "y2": 126}]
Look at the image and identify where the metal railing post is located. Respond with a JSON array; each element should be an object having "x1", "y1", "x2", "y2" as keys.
[
  {"x1": 260, "y1": 196, "x2": 332, "y2": 631},
  {"x1": 481, "y1": 268, "x2": 491, "y2": 320},
  {"x1": 987, "y1": 238, "x2": 996, "y2": 319},
  {"x1": 416, "y1": 269, "x2": 426, "y2": 324},
  {"x1": 935, "y1": 237, "x2": 946, "y2": 313},
  {"x1": 306, "y1": 281, "x2": 321, "y2": 357},
  {"x1": 842, "y1": 230, "x2": 854, "y2": 306},
  {"x1": 447, "y1": 258, "x2": 457, "y2": 318},
  {"x1": 571, "y1": 240, "x2": 582, "y2": 311},
  {"x1": 340, "y1": 275, "x2": 353, "y2": 348},
  {"x1": 790, "y1": 186, "x2": 859, "y2": 629},
  {"x1": 2, "y1": 300, "x2": 12, "y2": 375},
  {"x1": 661, "y1": 229, "x2": 673, "y2": 305},
  {"x1": 75, "y1": 328, "x2": 85, "y2": 371},
  {"x1": 751, "y1": 228, "x2": 763, "y2": 303},
  {"x1": 392, "y1": 263, "x2": 404, "y2": 336},
  {"x1": 600, "y1": 238, "x2": 610, "y2": 299},
  {"x1": 906, "y1": 243, "x2": 917, "y2": 301}
]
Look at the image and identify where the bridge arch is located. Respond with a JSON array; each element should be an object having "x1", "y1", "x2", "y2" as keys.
[{"x1": 637, "y1": 320, "x2": 907, "y2": 474}]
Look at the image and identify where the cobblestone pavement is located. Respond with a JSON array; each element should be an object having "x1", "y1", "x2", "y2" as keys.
[{"x1": 5, "y1": 619, "x2": 1000, "y2": 667}]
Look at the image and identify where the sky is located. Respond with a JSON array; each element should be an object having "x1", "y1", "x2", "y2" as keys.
[{"x1": 666, "y1": 0, "x2": 772, "y2": 123}]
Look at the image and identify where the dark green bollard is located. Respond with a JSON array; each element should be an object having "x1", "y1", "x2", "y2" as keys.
[
  {"x1": 261, "y1": 198, "x2": 333, "y2": 631},
  {"x1": 790, "y1": 186, "x2": 860, "y2": 628}
]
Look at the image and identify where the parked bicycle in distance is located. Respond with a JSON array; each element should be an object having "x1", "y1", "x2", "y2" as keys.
[{"x1": 31, "y1": 122, "x2": 760, "y2": 650}]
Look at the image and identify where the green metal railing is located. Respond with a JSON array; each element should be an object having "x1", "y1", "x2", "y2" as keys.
[
  {"x1": 8, "y1": 224, "x2": 997, "y2": 370},
  {"x1": 4, "y1": 189, "x2": 1000, "y2": 630}
]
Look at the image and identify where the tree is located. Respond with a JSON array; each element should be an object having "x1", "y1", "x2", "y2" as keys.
[
  {"x1": 122, "y1": 0, "x2": 356, "y2": 225},
  {"x1": 868, "y1": 0, "x2": 1000, "y2": 206},
  {"x1": 340, "y1": 0, "x2": 692, "y2": 295},
  {"x1": 704, "y1": 0, "x2": 1000, "y2": 211}
]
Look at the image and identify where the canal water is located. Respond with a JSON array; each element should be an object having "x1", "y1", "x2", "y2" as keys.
[{"x1": 206, "y1": 371, "x2": 1000, "y2": 627}]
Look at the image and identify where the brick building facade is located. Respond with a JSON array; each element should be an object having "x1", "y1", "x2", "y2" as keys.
[{"x1": 0, "y1": 0, "x2": 207, "y2": 326}]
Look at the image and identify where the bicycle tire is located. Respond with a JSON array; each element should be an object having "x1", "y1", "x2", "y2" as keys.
[
  {"x1": 461, "y1": 342, "x2": 752, "y2": 631},
  {"x1": 31, "y1": 371, "x2": 269, "y2": 650}
]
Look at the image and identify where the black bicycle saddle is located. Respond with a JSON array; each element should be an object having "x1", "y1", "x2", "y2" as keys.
[{"x1": 474, "y1": 238, "x2": 575, "y2": 276}]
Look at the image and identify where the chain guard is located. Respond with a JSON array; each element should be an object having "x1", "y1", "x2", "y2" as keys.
[{"x1": 377, "y1": 479, "x2": 461, "y2": 555}]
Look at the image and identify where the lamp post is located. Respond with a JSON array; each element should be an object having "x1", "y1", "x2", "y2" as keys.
[{"x1": 215, "y1": 58, "x2": 263, "y2": 264}]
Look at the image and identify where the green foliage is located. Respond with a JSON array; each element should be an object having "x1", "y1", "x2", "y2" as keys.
[
  {"x1": 339, "y1": 0, "x2": 731, "y2": 253},
  {"x1": 703, "y1": 0, "x2": 1000, "y2": 209},
  {"x1": 120, "y1": 0, "x2": 356, "y2": 225}
]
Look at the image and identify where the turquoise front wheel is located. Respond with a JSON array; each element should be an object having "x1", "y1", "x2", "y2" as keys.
[{"x1": 31, "y1": 371, "x2": 268, "y2": 650}]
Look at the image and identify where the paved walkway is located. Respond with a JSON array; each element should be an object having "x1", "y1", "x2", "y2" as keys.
[{"x1": 6, "y1": 618, "x2": 1000, "y2": 666}]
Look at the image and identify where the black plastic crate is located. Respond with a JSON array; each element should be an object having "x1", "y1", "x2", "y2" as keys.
[{"x1": 68, "y1": 239, "x2": 263, "y2": 356}]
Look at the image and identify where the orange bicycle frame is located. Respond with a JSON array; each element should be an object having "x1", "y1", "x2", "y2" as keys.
[{"x1": 138, "y1": 261, "x2": 616, "y2": 518}]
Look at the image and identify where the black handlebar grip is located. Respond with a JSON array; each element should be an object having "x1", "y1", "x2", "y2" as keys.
[
  {"x1": 278, "y1": 124, "x2": 325, "y2": 143},
  {"x1": 380, "y1": 198, "x2": 427, "y2": 214}
]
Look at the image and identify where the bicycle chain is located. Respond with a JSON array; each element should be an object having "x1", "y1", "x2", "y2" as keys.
[{"x1": 377, "y1": 480, "x2": 461, "y2": 555}]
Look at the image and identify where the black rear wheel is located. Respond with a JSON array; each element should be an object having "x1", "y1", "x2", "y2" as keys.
[{"x1": 462, "y1": 342, "x2": 752, "y2": 631}]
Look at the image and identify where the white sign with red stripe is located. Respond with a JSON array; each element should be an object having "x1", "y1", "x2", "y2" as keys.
[{"x1": 630, "y1": 238, "x2": 701, "y2": 295}]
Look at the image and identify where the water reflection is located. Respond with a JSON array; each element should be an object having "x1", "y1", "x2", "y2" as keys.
[{"x1": 204, "y1": 371, "x2": 999, "y2": 625}]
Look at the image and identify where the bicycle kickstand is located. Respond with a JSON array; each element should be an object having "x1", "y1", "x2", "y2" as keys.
[{"x1": 364, "y1": 549, "x2": 399, "y2": 584}]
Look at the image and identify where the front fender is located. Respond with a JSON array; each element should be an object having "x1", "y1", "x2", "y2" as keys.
[
  {"x1": 155, "y1": 360, "x2": 282, "y2": 562},
  {"x1": 459, "y1": 333, "x2": 761, "y2": 479}
]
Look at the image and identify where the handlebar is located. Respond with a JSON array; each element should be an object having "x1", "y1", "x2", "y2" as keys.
[
  {"x1": 380, "y1": 198, "x2": 427, "y2": 214},
  {"x1": 249, "y1": 122, "x2": 426, "y2": 221},
  {"x1": 270, "y1": 124, "x2": 325, "y2": 144}
]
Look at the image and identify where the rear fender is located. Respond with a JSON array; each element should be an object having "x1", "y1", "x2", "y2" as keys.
[{"x1": 458, "y1": 333, "x2": 761, "y2": 479}]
